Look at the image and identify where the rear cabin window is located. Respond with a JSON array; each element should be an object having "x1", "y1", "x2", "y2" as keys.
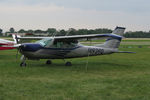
[{"x1": 53, "y1": 40, "x2": 78, "y2": 48}]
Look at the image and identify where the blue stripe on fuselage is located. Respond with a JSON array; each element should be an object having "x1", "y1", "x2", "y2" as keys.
[
  {"x1": 96, "y1": 34, "x2": 122, "y2": 41},
  {"x1": 20, "y1": 43, "x2": 43, "y2": 52}
]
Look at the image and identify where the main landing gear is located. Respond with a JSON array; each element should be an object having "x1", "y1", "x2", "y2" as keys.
[
  {"x1": 19, "y1": 57, "x2": 72, "y2": 67},
  {"x1": 20, "y1": 55, "x2": 27, "y2": 67},
  {"x1": 46, "y1": 60, "x2": 52, "y2": 65},
  {"x1": 46, "y1": 60, "x2": 72, "y2": 66},
  {"x1": 65, "y1": 61, "x2": 72, "y2": 66},
  {"x1": 20, "y1": 62, "x2": 26, "y2": 67}
]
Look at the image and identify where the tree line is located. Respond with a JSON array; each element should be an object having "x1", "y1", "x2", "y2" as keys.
[
  {"x1": 0, "y1": 27, "x2": 150, "y2": 38},
  {"x1": 124, "y1": 31, "x2": 150, "y2": 38}
]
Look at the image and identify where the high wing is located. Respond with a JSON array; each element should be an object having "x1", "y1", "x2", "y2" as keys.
[
  {"x1": 15, "y1": 34, "x2": 121, "y2": 42},
  {"x1": 53, "y1": 34, "x2": 122, "y2": 41},
  {"x1": 55, "y1": 26, "x2": 125, "y2": 41},
  {"x1": 13, "y1": 27, "x2": 125, "y2": 43}
]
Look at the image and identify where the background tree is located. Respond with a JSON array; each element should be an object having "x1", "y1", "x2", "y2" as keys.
[
  {"x1": 27, "y1": 30, "x2": 34, "y2": 34},
  {"x1": 9, "y1": 28, "x2": 15, "y2": 33},
  {"x1": 34, "y1": 29, "x2": 43, "y2": 34},
  {"x1": 57, "y1": 30, "x2": 67, "y2": 36},
  {"x1": 0, "y1": 29, "x2": 3, "y2": 36},
  {"x1": 18, "y1": 29, "x2": 26, "y2": 33},
  {"x1": 124, "y1": 31, "x2": 150, "y2": 38},
  {"x1": 1, "y1": 27, "x2": 149, "y2": 38},
  {"x1": 67, "y1": 28, "x2": 77, "y2": 35},
  {"x1": 46, "y1": 28, "x2": 57, "y2": 34}
]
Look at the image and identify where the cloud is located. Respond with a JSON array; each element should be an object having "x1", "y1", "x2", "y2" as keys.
[
  {"x1": 1, "y1": 0, "x2": 150, "y2": 13},
  {"x1": 0, "y1": 4, "x2": 64, "y2": 13},
  {"x1": 0, "y1": 0, "x2": 149, "y2": 31}
]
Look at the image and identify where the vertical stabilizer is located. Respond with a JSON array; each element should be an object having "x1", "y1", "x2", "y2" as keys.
[
  {"x1": 96, "y1": 26, "x2": 126, "y2": 48},
  {"x1": 104, "y1": 27, "x2": 125, "y2": 48},
  {"x1": 112, "y1": 26, "x2": 126, "y2": 36}
]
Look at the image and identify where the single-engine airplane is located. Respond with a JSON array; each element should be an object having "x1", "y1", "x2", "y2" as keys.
[{"x1": 13, "y1": 27, "x2": 133, "y2": 67}]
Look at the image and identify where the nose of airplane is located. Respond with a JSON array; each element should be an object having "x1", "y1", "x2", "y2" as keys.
[{"x1": 20, "y1": 43, "x2": 42, "y2": 52}]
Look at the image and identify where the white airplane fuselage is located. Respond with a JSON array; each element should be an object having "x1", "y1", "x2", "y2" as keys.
[{"x1": 20, "y1": 43, "x2": 118, "y2": 60}]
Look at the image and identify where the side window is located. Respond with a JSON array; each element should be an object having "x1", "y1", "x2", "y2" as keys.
[
  {"x1": 45, "y1": 39, "x2": 52, "y2": 47},
  {"x1": 56, "y1": 42, "x2": 63, "y2": 48},
  {"x1": 52, "y1": 40, "x2": 78, "y2": 48}
]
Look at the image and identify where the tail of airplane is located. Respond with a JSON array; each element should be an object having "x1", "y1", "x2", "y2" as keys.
[
  {"x1": 112, "y1": 26, "x2": 125, "y2": 36},
  {"x1": 96, "y1": 26, "x2": 125, "y2": 48}
]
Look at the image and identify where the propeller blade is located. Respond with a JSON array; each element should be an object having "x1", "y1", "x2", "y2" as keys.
[
  {"x1": 13, "y1": 44, "x2": 21, "y2": 48},
  {"x1": 16, "y1": 49, "x2": 19, "y2": 59},
  {"x1": 16, "y1": 45, "x2": 22, "y2": 59}
]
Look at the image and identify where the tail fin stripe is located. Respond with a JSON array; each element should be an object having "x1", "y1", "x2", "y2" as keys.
[{"x1": 96, "y1": 26, "x2": 125, "y2": 48}]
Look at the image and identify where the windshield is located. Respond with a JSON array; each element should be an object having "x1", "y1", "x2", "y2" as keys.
[
  {"x1": 36, "y1": 38, "x2": 78, "y2": 48},
  {"x1": 36, "y1": 38, "x2": 53, "y2": 47}
]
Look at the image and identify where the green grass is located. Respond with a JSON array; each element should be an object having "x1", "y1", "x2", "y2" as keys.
[{"x1": 0, "y1": 41, "x2": 150, "y2": 100}]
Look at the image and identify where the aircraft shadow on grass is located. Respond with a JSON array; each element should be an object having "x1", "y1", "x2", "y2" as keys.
[{"x1": 27, "y1": 60, "x2": 131, "y2": 71}]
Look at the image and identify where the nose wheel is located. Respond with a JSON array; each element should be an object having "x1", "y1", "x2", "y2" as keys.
[
  {"x1": 20, "y1": 55, "x2": 27, "y2": 67},
  {"x1": 20, "y1": 62, "x2": 27, "y2": 67},
  {"x1": 65, "y1": 62, "x2": 72, "y2": 66}
]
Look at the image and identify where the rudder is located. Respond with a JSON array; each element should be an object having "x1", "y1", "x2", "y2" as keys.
[{"x1": 96, "y1": 27, "x2": 125, "y2": 48}]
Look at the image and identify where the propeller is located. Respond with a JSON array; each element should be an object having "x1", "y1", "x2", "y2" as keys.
[
  {"x1": 16, "y1": 46, "x2": 21, "y2": 59},
  {"x1": 15, "y1": 49, "x2": 18, "y2": 61},
  {"x1": 12, "y1": 34, "x2": 22, "y2": 59}
]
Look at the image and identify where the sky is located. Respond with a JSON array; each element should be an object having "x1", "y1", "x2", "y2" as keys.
[{"x1": 0, "y1": 0, "x2": 150, "y2": 32}]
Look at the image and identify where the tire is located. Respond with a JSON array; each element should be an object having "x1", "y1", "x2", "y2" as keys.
[
  {"x1": 20, "y1": 62, "x2": 27, "y2": 67},
  {"x1": 65, "y1": 62, "x2": 72, "y2": 66},
  {"x1": 46, "y1": 60, "x2": 52, "y2": 65}
]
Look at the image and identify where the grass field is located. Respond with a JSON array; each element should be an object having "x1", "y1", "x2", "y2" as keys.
[{"x1": 0, "y1": 40, "x2": 150, "y2": 100}]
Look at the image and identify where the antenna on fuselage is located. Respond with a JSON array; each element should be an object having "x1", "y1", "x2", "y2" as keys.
[
  {"x1": 65, "y1": 29, "x2": 71, "y2": 36},
  {"x1": 52, "y1": 31, "x2": 58, "y2": 37}
]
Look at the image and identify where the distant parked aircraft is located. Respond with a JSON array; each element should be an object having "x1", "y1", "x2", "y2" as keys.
[
  {"x1": 13, "y1": 27, "x2": 134, "y2": 67},
  {"x1": 0, "y1": 38, "x2": 16, "y2": 50}
]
